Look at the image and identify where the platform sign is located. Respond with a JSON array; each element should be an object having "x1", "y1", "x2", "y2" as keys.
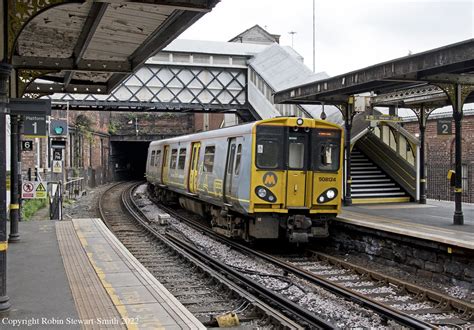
[
  {"x1": 22, "y1": 140, "x2": 34, "y2": 151},
  {"x1": 23, "y1": 115, "x2": 47, "y2": 138},
  {"x1": 22, "y1": 181, "x2": 47, "y2": 199},
  {"x1": 437, "y1": 119, "x2": 452, "y2": 135},
  {"x1": 52, "y1": 160, "x2": 62, "y2": 173},
  {"x1": 365, "y1": 114, "x2": 402, "y2": 123}
]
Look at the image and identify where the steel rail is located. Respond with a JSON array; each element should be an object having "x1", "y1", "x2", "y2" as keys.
[
  {"x1": 156, "y1": 202, "x2": 436, "y2": 330},
  {"x1": 122, "y1": 184, "x2": 334, "y2": 329}
]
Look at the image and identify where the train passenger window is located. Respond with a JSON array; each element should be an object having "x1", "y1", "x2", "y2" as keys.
[
  {"x1": 178, "y1": 149, "x2": 186, "y2": 170},
  {"x1": 288, "y1": 142, "x2": 305, "y2": 169},
  {"x1": 227, "y1": 144, "x2": 236, "y2": 175},
  {"x1": 234, "y1": 144, "x2": 242, "y2": 175},
  {"x1": 155, "y1": 150, "x2": 161, "y2": 167},
  {"x1": 170, "y1": 149, "x2": 178, "y2": 169},
  {"x1": 256, "y1": 139, "x2": 279, "y2": 169},
  {"x1": 203, "y1": 146, "x2": 215, "y2": 172},
  {"x1": 150, "y1": 150, "x2": 156, "y2": 167}
]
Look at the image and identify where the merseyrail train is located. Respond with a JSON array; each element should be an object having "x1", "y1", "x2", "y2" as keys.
[{"x1": 146, "y1": 117, "x2": 343, "y2": 243}]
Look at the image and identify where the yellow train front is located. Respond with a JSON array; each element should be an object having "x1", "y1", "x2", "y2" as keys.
[
  {"x1": 248, "y1": 117, "x2": 343, "y2": 243},
  {"x1": 146, "y1": 117, "x2": 343, "y2": 243}
]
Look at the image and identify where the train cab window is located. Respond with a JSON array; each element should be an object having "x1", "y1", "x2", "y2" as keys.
[
  {"x1": 256, "y1": 126, "x2": 284, "y2": 170},
  {"x1": 178, "y1": 148, "x2": 186, "y2": 170},
  {"x1": 155, "y1": 150, "x2": 161, "y2": 167},
  {"x1": 170, "y1": 149, "x2": 178, "y2": 169},
  {"x1": 203, "y1": 146, "x2": 215, "y2": 173},
  {"x1": 234, "y1": 144, "x2": 242, "y2": 175},
  {"x1": 313, "y1": 129, "x2": 341, "y2": 172},
  {"x1": 150, "y1": 150, "x2": 156, "y2": 167},
  {"x1": 256, "y1": 139, "x2": 280, "y2": 169}
]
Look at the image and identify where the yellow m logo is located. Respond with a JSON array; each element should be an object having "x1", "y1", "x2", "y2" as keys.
[{"x1": 263, "y1": 172, "x2": 277, "y2": 187}]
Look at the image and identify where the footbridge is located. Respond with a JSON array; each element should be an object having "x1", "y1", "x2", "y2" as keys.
[{"x1": 41, "y1": 39, "x2": 319, "y2": 122}]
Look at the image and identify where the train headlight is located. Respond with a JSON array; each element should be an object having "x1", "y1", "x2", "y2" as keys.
[
  {"x1": 326, "y1": 189, "x2": 336, "y2": 199},
  {"x1": 296, "y1": 118, "x2": 304, "y2": 126},
  {"x1": 257, "y1": 187, "x2": 267, "y2": 198},
  {"x1": 255, "y1": 186, "x2": 277, "y2": 203},
  {"x1": 317, "y1": 188, "x2": 338, "y2": 204}
]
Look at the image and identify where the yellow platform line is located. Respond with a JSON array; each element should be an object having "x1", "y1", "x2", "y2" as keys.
[{"x1": 352, "y1": 197, "x2": 411, "y2": 204}]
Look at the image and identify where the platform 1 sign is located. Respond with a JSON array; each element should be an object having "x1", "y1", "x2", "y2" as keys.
[
  {"x1": 22, "y1": 181, "x2": 47, "y2": 199},
  {"x1": 24, "y1": 115, "x2": 47, "y2": 138}
]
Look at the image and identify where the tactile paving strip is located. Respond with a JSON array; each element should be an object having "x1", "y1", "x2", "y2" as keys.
[{"x1": 56, "y1": 221, "x2": 125, "y2": 329}]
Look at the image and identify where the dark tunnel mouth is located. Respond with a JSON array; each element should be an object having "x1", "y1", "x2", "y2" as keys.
[{"x1": 110, "y1": 141, "x2": 149, "y2": 180}]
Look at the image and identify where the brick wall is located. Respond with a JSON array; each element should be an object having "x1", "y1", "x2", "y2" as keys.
[
  {"x1": 20, "y1": 111, "x2": 223, "y2": 187},
  {"x1": 403, "y1": 114, "x2": 474, "y2": 202}
]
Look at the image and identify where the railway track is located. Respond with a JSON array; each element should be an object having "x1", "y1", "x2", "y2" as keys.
[
  {"x1": 142, "y1": 186, "x2": 473, "y2": 329},
  {"x1": 98, "y1": 182, "x2": 331, "y2": 329}
]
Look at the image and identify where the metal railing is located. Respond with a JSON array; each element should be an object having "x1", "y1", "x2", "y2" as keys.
[
  {"x1": 49, "y1": 181, "x2": 62, "y2": 220},
  {"x1": 426, "y1": 163, "x2": 473, "y2": 203},
  {"x1": 64, "y1": 177, "x2": 85, "y2": 200}
]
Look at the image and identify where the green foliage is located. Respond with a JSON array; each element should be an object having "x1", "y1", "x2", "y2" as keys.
[
  {"x1": 21, "y1": 198, "x2": 48, "y2": 221},
  {"x1": 108, "y1": 121, "x2": 120, "y2": 135}
]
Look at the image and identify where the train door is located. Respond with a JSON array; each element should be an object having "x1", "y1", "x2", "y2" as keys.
[
  {"x1": 188, "y1": 142, "x2": 201, "y2": 193},
  {"x1": 162, "y1": 145, "x2": 169, "y2": 184},
  {"x1": 224, "y1": 138, "x2": 237, "y2": 205},
  {"x1": 286, "y1": 131, "x2": 308, "y2": 207}
]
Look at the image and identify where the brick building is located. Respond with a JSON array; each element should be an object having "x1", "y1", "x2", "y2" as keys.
[{"x1": 402, "y1": 109, "x2": 474, "y2": 203}]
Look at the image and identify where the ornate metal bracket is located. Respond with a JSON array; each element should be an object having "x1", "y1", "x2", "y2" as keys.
[
  {"x1": 435, "y1": 83, "x2": 474, "y2": 117},
  {"x1": 17, "y1": 69, "x2": 58, "y2": 97},
  {"x1": 408, "y1": 104, "x2": 438, "y2": 128}
]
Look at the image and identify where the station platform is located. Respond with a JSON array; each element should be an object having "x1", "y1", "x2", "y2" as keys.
[
  {"x1": 3, "y1": 219, "x2": 205, "y2": 329},
  {"x1": 338, "y1": 199, "x2": 474, "y2": 250}
]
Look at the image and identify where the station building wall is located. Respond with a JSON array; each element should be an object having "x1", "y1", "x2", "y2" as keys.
[{"x1": 402, "y1": 113, "x2": 474, "y2": 203}]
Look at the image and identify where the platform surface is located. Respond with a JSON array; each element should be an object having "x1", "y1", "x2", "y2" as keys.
[
  {"x1": 2, "y1": 219, "x2": 204, "y2": 329},
  {"x1": 3, "y1": 221, "x2": 80, "y2": 329},
  {"x1": 339, "y1": 199, "x2": 474, "y2": 249},
  {"x1": 62, "y1": 218, "x2": 206, "y2": 330}
]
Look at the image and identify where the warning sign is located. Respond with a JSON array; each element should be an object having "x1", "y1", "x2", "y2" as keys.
[
  {"x1": 22, "y1": 181, "x2": 47, "y2": 199},
  {"x1": 52, "y1": 160, "x2": 62, "y2": 173},
  {"x1": 35, "y1": 182, "x2": 47, "y2": 199}
]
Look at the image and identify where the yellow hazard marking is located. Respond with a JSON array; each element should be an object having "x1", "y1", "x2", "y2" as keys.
[
  {"x1": 454, "y1": 188, "x2": 463, "y2": 193},
  {"x1": 10, "y1": 204, "x2": 19, "y2": 209},
  {"x1": 0, "y1": 241, "x2": 8, "y2": 251},
  {"x1": 447, "y1": 247, "x2": 452, "y2": 254}
]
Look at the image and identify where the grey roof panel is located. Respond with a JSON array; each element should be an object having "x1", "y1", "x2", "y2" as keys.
[{"x1": 249, "y1": 44, "x2": 329, "y2": 91}]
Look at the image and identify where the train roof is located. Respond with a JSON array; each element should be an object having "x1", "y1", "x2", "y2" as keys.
[{"x1": 149, "y1": 117, "x2": 341, "y2": 147}]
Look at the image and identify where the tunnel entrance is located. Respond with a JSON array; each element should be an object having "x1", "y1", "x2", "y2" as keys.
[{"x1": 110, "y1": 141, "x2": 150, "y2": 180}]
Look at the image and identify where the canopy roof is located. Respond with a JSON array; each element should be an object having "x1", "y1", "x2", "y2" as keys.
[
  {"x1": 9, "y1": 0, "x2": 219, "y2": 96},
  {"x1": 274, "y1": 39, "x2": 474, "y2": 105}
]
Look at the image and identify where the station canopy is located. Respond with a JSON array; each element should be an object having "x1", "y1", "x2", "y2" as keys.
[
  {"x1": 11, "y1": 0, "x2": 219, "y2": 96},
  {"x1": 273, "y1": 39, "x2": 474, "y2": 106}
]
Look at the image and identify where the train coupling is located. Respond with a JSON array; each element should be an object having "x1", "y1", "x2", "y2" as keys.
[{"x1": 287, "y1": 215, "x2": 312, "y2": 243}]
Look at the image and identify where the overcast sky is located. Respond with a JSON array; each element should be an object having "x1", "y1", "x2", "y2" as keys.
[{"x1": 180, "y1": 0, "x2": 474, "y2": 77}]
